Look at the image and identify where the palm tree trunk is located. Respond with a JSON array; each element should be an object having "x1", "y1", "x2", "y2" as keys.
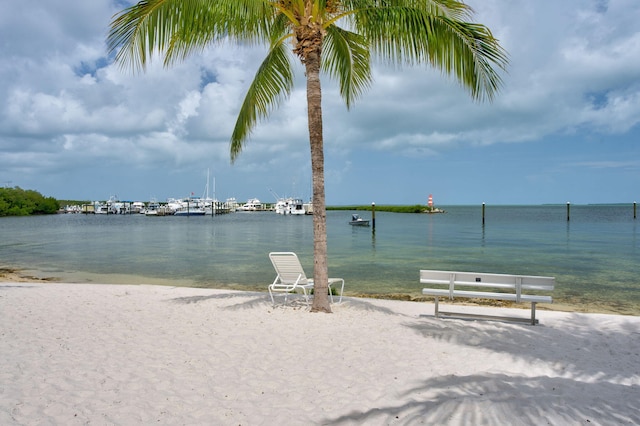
[{"x1": 305, "y1": 47, "x2": 331, "y2": 313}]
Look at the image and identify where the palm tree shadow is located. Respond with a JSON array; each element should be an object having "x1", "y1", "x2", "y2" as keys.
[
  {"x1": 169, "y1": 291, "x2": 269, "y2": 310},
  {"x1": 323, "y1": 314, "x2": 640, "y2": 424},
  {"x1": 324, "y1": 373, "x2": 639, "y2": 424},
  {"x1": 169, "y1": 291, "x2": 345, "y2": 311},
  {"x1": 407, "y1": 315, "x2": 640, "y2": 382},
  {"x1": 168, "y1": 292, "x2": 403, "y2": 314},
  {"x1": 338, "y1": 297, "x2": 405, "y2": 316}
]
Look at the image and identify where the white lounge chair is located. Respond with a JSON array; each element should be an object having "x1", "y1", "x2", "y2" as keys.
[{"x1": 268, "y1": 252, "x2": 345, "y2": 306}]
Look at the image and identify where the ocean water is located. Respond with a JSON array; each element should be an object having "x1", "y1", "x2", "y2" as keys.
[{"x1": 1, "y1": 205, "x2": 638, "y2": 314}]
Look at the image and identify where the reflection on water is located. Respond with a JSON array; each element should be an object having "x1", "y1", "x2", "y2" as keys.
[{"x1": 1, "y1": 205, "x2": 638, "y2": 314}]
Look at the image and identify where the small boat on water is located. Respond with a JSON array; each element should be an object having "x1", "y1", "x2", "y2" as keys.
[{"x1": 349, "y1": 214, "x2": 370, "y2": 226}]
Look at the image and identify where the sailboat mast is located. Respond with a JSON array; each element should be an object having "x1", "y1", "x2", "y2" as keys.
[{"x1": 206, "y1": 168, "x2": 210, "y2": 200}]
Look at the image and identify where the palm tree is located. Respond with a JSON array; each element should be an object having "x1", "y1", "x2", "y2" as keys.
[{"x1": 108, "y1": 0, "x2": 507, "y2": 313}]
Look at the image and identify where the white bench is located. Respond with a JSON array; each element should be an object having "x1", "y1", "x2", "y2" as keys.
[{"x1": 421, "y1": 270, "x2": 554, "y2": 325}]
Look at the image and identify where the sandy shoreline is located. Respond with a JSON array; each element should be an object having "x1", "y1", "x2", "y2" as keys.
[
  {"x1": 1, "y1": 282, "x2": 639, "y2": 425},
  {"x1": 2, "y1": 266, "x2": 637, "y2": 316}
]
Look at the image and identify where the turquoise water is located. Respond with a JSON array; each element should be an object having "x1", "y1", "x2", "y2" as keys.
[{"x1": 1, "y1": 205, "x2": 638, "y2": 314}]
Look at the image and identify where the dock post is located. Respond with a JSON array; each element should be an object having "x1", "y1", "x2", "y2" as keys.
[
  {"x1": 482, "y1": 202, "x2": 485, "y2": 225},
  {"x1": 634, "y1": 201, "x2": 637, "y2": 219},
  {"x1": 567, "y1": 202, "x2": 570, "y2": 221},
  {"x1": 371, "y1": 202, "x2": 376, "y2": 230}
]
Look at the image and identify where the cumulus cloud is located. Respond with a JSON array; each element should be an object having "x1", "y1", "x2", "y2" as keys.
[{"x1": 0, "y1": 0, "x2": 638, "y2": 203}]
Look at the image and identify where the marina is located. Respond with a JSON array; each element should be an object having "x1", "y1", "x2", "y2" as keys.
[
  {"x1": 78, "y1": 197, "x2": 238, "y2": 215},
  {"x1": 1, "y1": 204, "x2": 639, "y2": 315},
  {"x1": 74, "y1": 196, "x2": 312, "y2": 216}
]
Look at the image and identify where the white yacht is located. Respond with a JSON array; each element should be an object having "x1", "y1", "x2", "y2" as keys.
[
  {"x1": 275, "y1": 198, "x2": 306, "y2": 215},
  {"x1": 238, "y1": 198, "x2": 263, "y2": 211}
]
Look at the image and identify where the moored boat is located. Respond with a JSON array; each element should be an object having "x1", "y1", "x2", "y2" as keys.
[
  {"x1": 275, "y1": 197, "x2": 306, "y2": 215},
  {"x1": 238, "y1": 198, "x2": 264, "y2": 211},
  {"x1": 349, "y1": 214, "x2": 370, "y2": 226},
  {"x1": 145, "y1": 200, "x2": 160, "y2": 216},
  {"x1": 173, "y1": 205, "x2": 206, "y2": 216}
]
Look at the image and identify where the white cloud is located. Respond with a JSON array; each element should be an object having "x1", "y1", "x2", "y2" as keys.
[{"x1": 0, "y1": 0, "x2": 638, "y2": 203}]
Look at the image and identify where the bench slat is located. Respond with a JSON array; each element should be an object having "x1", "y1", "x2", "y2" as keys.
[
  {"x1": 421, "y1": 289, "x2": 552, "y2": 304},
  {"x1": 421, "y1": 280, "x2": 534, "y2": 290}
]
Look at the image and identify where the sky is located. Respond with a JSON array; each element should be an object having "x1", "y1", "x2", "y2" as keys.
[{"x1": 1, "y1": 0, "x2": 639, "y2": 206}]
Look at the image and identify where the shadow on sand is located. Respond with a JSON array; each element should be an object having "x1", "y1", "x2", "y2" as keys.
[{"x1": 324, "y1": 310, "x2": 640, "y2": 424}]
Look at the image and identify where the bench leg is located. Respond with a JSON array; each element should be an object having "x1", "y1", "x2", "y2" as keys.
[
  {"x1": 531, "y1": 302, "x2": 537, "y2": 325},
  {"x1": 434, "y1": 296, "x2": 439, "y2": 319}
]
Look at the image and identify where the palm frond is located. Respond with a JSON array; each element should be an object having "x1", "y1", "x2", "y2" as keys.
[
  {"x1": 349, "y1": 2, "x2": 508, "y2": 101},
  {"x1": 322, "y1": 25, "x2": 372, "y2": 108},
  {"x1": 107, "y1": 0, "x2": 176, "y2": 71},
  {"x1": 230, "y1": 41, "x2": 295, "y2": 162},
  {"x1": 342, "y1": 0, "x2": 473, "y2": 20},
  {"x1": 165, "y1": 0, "x2": 278, "y2": 66},
  {"x1": 108, "y1": 0, "x2": 275, "y2": 71}
]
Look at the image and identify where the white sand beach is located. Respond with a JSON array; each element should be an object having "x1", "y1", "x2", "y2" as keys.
[{"x1": 1, "y1": 282, "x2": 639, "y2": 425}]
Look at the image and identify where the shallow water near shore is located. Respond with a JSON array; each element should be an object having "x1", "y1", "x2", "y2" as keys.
[{"x1": 1, "y1": 205, "x2": 638, "y2": 315}]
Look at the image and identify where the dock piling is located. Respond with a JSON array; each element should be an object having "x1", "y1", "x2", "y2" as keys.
[
  {"x1": 371, "y1": 202, "x2": 376, "y2": 230},
  {"x1": 482, "y1": 202, "x2": 485, "y2": 225}
]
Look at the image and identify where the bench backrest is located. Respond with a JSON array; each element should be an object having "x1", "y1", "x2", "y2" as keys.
[{"x1": 420, "y1": 269, "x2": 555, "y2": 302}]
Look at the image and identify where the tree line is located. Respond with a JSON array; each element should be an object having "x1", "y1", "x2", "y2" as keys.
[
  {"x1": 0, "y1": 187, "x2": 59, "y2": 216},
  {"x1": 328, "y1": 205, "x2": 438, "y2": 213}
]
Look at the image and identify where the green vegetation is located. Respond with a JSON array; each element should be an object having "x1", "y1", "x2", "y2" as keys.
[
  {"x1": 0, "y1": 187, "x2": 59, "y2": 216},
  {"x1": 328, "y1": 205, "x2": 440, "y2": 214}
]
